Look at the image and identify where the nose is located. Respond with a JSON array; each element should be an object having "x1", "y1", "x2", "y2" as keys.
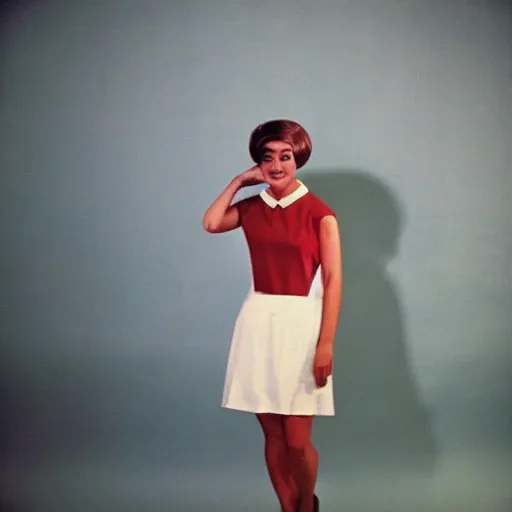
[{"x1": 270, "y1": 158, "x2": 281, "y2": 170}]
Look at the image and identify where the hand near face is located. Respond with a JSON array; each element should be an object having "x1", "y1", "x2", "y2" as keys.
[
  {"x1": 239, "y1": 166, "x2": 265, "y2": 187},
  {"x1": 313, "y1": 345, "x2": 333, "y2": 388}
]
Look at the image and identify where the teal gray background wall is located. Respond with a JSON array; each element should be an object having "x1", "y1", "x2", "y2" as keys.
[{"x1": 1, "y1": 1, "x2": 510, "y2": 510}]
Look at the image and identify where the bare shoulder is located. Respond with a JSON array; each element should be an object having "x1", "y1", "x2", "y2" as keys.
[
  {"x1": 319, "y1": 215, "x2": 340, "y2": 240},
  {"x1": 319, "y1": 214, "x2": 342, "y2": 266}
]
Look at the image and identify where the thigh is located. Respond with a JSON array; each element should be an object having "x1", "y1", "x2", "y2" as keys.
[
  {"x1": 283, "y1": 415, "x2": 314, "y2": 450},
  {"x1": 256, "y1": 413, "x2": 286, "y2": 439}
]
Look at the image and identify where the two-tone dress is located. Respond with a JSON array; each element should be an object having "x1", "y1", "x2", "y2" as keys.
[{"x1": 222, "y1": 181, "x2": 335, "y2": 416}]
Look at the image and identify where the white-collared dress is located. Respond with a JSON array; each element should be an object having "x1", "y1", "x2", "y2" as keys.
[{"x1": 221, "y1": 182, "x2": 336, "y2": 416}]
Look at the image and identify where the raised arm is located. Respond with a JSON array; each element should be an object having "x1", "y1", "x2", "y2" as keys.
[{"x1": 202, "y1": 166, "x2": 264, "y2": 234}]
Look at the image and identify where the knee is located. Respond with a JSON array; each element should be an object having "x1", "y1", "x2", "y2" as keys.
[
  {"x1": 285, "y1": 433, "x2": 311, "y2": 453},
  {"x1": 283, "y1": 416, "x2": 313, "y2": 452},
  {"x1": 257, "y1": 414, "x2": 286, "y2": 443},
  {"x1": 264, "y1": 429, "x2": 286, "y2": 444}
]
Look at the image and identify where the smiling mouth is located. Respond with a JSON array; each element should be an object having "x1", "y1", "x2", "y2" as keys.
[{"x1": 270, "y1": 172, "x2": 285, "y2": 179}]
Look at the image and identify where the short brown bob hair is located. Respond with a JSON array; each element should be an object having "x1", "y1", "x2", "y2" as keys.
[{"x1": 249, "y1": 119, "x2": 312, "y2": 169}]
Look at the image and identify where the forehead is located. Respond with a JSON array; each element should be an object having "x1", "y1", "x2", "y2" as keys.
[{"x1": 262, "y1": 140, "x2": 293, "y2": 152}]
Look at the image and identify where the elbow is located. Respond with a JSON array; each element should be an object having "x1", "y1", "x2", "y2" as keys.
[
  {"x1": 202, "y1": 216, "x2": 218, "y2": 233},
  {"x1": 203, "y1": 221, "x2": 214, "y2": 233},
  {"x1": 322, "y1": 268, "x2": 342, "y2": 292}
]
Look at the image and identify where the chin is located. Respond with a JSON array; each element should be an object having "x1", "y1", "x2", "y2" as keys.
[{"x1": 269, "y1": 178, "x2": 292, "y2": 188}]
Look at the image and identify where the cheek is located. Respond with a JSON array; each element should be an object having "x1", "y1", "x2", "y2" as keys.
[
  {"x1": 285, "y1": 161, "x2": 297, "y2": 174},
  {"x1": 259, "y1": 163, "x2": 271, "y2": 176}
]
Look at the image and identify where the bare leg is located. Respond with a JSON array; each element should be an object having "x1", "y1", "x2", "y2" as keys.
[
  {"x1": 256, "y1": 413, "x2": 299, "y2": 512},
  {"x1": 284, "y1": 415, "x2": 317, "y2": 512}
]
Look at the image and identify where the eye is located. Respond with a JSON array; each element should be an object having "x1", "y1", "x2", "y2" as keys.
[{"x1": 281, "y1": 154, "x2": 291, "y2": 161}]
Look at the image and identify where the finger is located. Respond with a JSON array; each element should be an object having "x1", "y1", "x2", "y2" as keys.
[
  {"x1": 315, "y1": 366, "x2": 328, "y2": 387},
  {"x1": 314, "y1": 367, "x2": 322, "y2": 387},
  {"x1": 314, "y1": 367, "x2": 321, "y2": 386}
]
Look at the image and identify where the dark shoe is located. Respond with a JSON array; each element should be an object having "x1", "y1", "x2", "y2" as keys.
[{"x1": 295, "y1": 494, "x2": 320, "y2": 512}]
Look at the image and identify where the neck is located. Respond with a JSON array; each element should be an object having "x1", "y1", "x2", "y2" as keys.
[{"x1": 267, "y1": 179, "x2": 301, "y2": 200}]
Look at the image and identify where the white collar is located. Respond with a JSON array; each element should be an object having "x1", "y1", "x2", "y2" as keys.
[{"x1": 260, "y1": 181, "x2": 309, "y2": 209}]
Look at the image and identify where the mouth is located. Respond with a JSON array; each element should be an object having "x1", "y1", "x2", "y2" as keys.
[{"x1": 269, "y1": 171, "x2": 285, "y2": 180}]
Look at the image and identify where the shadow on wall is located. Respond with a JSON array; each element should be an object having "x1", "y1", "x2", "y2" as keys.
[{"x1": 302, "y1": 169, "x2": 436, "y2": 475}]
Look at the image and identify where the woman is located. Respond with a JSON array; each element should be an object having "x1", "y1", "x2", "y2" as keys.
[{"x1": 202, "y1": 119, "x2": 342, "y2": 512}]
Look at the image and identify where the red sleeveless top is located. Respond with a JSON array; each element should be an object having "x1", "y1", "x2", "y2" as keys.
[{"x1": 235, "y1": 182, "x2": 336, "y2": 296}]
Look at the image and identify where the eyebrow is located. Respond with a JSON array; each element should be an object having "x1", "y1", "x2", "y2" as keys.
[{"x1": 262, "y1": 147, "x2": 293, "y2": 154}]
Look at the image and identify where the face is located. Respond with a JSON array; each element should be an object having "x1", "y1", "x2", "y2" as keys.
[{"x1": 259, "y1": 140, "x2": 297, "y2": 193}]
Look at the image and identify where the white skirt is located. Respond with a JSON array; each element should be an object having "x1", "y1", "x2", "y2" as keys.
[{"x1": 221, "y1": 289, "x2": 335, "y2": 416}]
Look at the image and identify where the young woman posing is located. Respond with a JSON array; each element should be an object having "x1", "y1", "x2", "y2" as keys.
[{"x1": 203, "y1": 119, "x2": 342, "y2": 512}]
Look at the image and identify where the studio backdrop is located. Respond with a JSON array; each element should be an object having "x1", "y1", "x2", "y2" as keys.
[{"x1": 1, "y1": 0, "x2": 510, "y2": 510}]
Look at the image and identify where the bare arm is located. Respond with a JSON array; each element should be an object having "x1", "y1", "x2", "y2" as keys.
[
  {"x1": 317, "y1": 215, "x2": 343, "y2": 349},
  {"x1": 313, "y1": 214, "x2": 342, "y2": 387},
  {"x1": 202, "y1": 166, "x2": 264, "y2": 234}
]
